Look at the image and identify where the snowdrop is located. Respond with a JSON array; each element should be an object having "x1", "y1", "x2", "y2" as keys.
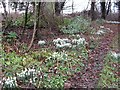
[
  {"x1": 62, "y1": 38, "x2": 70, "y2": 43},
  {"x1": 53, "y1": 38, "x2": 72, "y2": 48},
  {"x1": 63, "y1": 43, "x2": 72, "y2": 47},
  {"x1": 28, "y1": 68, "x2": 37, "y2": 76},
  {"x1": 47, "y1": 51, "x2": 68, "y2": 61},
  {"x1": 17, "y1": 67, "x2": 37, "y2": 79},
  {"x1": 56, "y1": 44, "x2": 65, "y2": 48},
  {"x1": 106, "y1": 28, "x2": 113, "y2": 32},
  {"x1": 77, "y1": 38, "x2": 86, "y2": 44},
  {"x1": 4, "y1": 77, "x2": 18, "y2": 88},
  {"x1": 106, "y1": 21, "x2": 120, "y2": 24},
  {"x1": 100, "y1": 26, "x2": 104, "y2": 29},
  {"x1": 53, "y1": 38, "x2": 62, "y2": 44},
  {"x1": 110, "y1": 51, "x2": 120, "y2": 59},
  {"x1": 96, "y1": 30, "x2": 106, "y2": 35},
  {"x1": 72, "y1": 39, "x2": 78, "y2": 44},
  {"x1": 17, "y1": 68, "x2": 28, "y2": 77},
  {"x1": 52, "y1": 52, "x2": 61, "y2": 58},
  {"x1": 38, "y1": 40, "x2": 46, "y2": 45},
  {"x1": 72, "y1": 37, "x2": 86, "y2": 45}
]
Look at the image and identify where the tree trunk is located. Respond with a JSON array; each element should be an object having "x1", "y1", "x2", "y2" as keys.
[
  {"x1": 106, "y1": 0, "x2": 111, "y2": 16},
  {"x1": 100, "y1": 0, "x2": 106, "y2": 19},
  {"x1": 2, "y1": 1, "x2": 8, "y2": 19},
  {"x1": 118, "y1": 1, "x2": 120, "y2": 53},
  {"x1": 37, "y1": 2, "x2": 41, "y2": 28},
  {"x1": 91, "y1": 1, "x2": 95, "y2": 21},
  {"x1": 27, "y1": 2, "x2": 37, "y2": 52},
  {"x1": 24, "y1": 2, "x2": 29, "y2": 30},
  {"x1": 118, "y1": 1, "x2": 120, "y2": 22},
  {"x1": 31, "y1": 2, "x2": 35, "y2": 13},
  {"x1": 55, "y1": 0, "x2": 66, "y2": 15}
]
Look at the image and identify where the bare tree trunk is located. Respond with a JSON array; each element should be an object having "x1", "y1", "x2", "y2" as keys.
[
  {"x1": 106, "y1": 0, "x2": 111, "y2": 16},
  {"x1": 37, "y1": 2, "x2": 41, "y2": 28},
  {"x1": 31, "y1": 2, "x2": 35, "y2": 13},
  {"x1": 2, "y1": 1, "x2": 8, "y2": 19},
  {"x1": 118, "y1": 1, "x2": 120, "y2": 22},
  {"x1": 91, "y1": 0, "x2": 95, "y2": 21},
  {"x1": 27, "y1": 2, "x2": 37, "y2": 52},
  {"x1": 24, "y1": 2, "x2": 29, "y2": 31},
  {"x1": 118, "y1": 1, "x2": 120, "y2": 53},
  {"x1": 100, "y1": 0, "x2": 106, "y2": 19},
  {"x1": 72, "y1": 0, "x2": 74, "y2": 13},
  {"x1": 55, "y1": 0, "x2": 66, "y2": 15}
]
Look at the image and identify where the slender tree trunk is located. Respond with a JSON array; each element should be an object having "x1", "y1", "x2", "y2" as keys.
[
  {"x1": 118, "y1": 1, "x2": 120, "y2": 22},
  {"x1": 91, "y1": 0, "x2": 95, "y2": 21},
  {"x1": 13, "y1": 2, "x2": 18, "y2": 13},
  {"x1": 27, "y1": 2, "x2": 37, "y2": 52},
  {"x1": 118, "y1": 1, "x2": 120, "y2": 53},
  {"x1": 37, "y1": 2, "x2": 41, "y2": 28},
  {"x1": 24, "y1": 2, "x2": 29, "y2": 30},
  {"x1": 31, "y1": 2, "x2": 35, "y2": 13},
  {"x1": 106, "y1": 0, "x2": 111, "y2": 16},
  {"x1": 2, "y1": 1, "x2": 7, "y2": 19},
  {"x1": 72, "y1": 0, "x2": 74, "y2": 13},
  {"x1": 100, "y1": 0, "x2": 106, "y2": 19}
]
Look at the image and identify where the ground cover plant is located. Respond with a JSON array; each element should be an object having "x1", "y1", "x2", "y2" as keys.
[
  {"x1": 0, "y1": 11, "x2": 119, "y2": 89},
  {"x1": 98, "y1": 51, "x2": 119, "y2": 88},
  {"x1": 1, "y1": 41, "x2": 88, "y2": 88},
  {"x1": 60, "y1": 16, "x2": 91, "y2": 34}
]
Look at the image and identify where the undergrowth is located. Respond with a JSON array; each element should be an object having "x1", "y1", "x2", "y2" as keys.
[
  {"x1": 60, "y1": 16, "x2": 91, "y2": 34},
  {"x1": 0, "y1": 42, "x2": 88, "y2": 88},
  {"x1": 98, "y1": 52, "x2": 119, "y2": 88}
]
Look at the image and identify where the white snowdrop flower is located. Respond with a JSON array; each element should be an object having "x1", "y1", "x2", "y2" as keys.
[
  {"x1": 52, "y1": 52, "x2": 60, "y2": 58},
  {"x1": 76, "y1": 34, "x2": 80, "y2": 38},
  {"x1": 13, "y1": 77, "x2": 17, "y2": 80},
  {"x1": 106, "y1": 28, "x2": 113, "y2": 32},
  {"x1": 33, "y1": 77, "x2": 37, "y2": 82},
  {"x1": 106, "y1": 28, "x2": 110, "y2": 31},
  {"x1": 29, "y1": 78, "x2": 33, "y2": 83},
  {"x1": 23, "y1": 58, "x2": 26, "y2": 60},
  {"x1": 29, "y1": 68, "x2": 35, "y2": 72},
  {"x1": 77, "y1": 38, "x2": 86, "y2": 45},
  {"x1": 24, "y1": 68, "x2": 28, "y2": 72},
  {"x1": 110, "y1": 51, "x2": 120, "y2": 59},
  {"x1": 38, "y1": 40, "x2": 46, "y2": 45},
  {"x1": 107, "y1": 21, "x2": 120, "y2": 24},
  {"x1": 96, "y1": 30, "x2": 105, "y2": 35},
  {"x1": 0, "y1": 80, "x2": 2, "y2": 84},
  {"x1": 4, "y1": 77, "x2": 18, "y2": 88},
  {"x1": 60, "y1": 40, "x2": 66, "y2": 45},
  {"x1": 62, "y1": 38, "x2": 70, "y2": 43},
  {"x1": 2, "y1": 77, "x2": 6, "y2": 81},
  {"x1": 56, "y1": 44, "x2": 64, "y2": 48},
  {"x1": 72, "y1": 39, "x2": 77, "y2": 44},
  {"x1": 53, "y1": 38, "x2": 61, "y2": 44},
  {"x1": 53, "y1": 38, "x2": 72, "y2": 48},
  {"x1": 64, "y1": 43, "x2": 72, "y2": 48},
  {"x1": 100, "y1": 26, "x2": 104, "y2": 29}
]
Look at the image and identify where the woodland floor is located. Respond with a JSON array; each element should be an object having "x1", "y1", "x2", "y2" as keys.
[
  {"x1": 0, "y1": 21, "x2": 119, "y2": 88},
  {"x1": 64, "y1": 23, "x2": 119, "y2": 88}
]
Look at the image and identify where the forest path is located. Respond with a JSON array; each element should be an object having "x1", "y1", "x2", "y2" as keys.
[{"x1": 64, "y1": 23, "x2": 119, "y2": 88}]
